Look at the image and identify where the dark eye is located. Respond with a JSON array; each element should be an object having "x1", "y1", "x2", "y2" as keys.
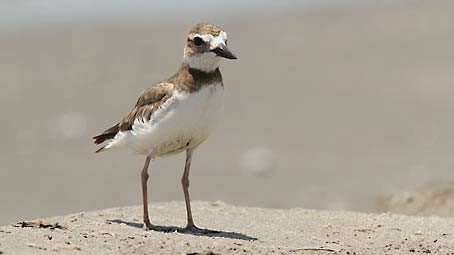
[{"x1": 193, "y1": 36, "x2": 203, "y2": 46}]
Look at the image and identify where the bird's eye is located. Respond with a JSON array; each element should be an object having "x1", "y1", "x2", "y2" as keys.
[{"x1": 193, "y1": 36, "x2": 203, "y2": 46}]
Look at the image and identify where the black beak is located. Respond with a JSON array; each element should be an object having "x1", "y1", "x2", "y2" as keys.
[{"x1": 212, "y1": 44, "x2": 237, "y2": 59}]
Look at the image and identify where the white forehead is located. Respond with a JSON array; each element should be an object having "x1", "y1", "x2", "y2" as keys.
[{"x1": 191, "y1": 31, "x2": 227, "y2": 43}]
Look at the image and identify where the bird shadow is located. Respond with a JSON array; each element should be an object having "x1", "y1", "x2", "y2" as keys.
[{"x1": 107, "y1": 219, "x2": 257, "y2": 241}]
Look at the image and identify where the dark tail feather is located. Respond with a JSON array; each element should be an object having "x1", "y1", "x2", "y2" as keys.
[
  {"x1": 93, "y1": 123, "x2": 120, "y2": 150},
  {"x1": 93, "y1": 132, "x2": 116, "y2": 144},
  {"x1": 95, "y1": 145, "x2": 107, "y2": 153}
]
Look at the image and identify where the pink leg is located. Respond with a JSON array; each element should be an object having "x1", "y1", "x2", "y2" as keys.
[
  {"x1": 182, "y1": 149, "x2": 202, "y2": 231},
  {"x1": 141, "y1": 155, "x2": 152, "y2": 230}
]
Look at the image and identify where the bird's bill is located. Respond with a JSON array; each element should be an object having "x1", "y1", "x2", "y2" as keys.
[{"x1": 212, "y1": 44, "x2": 237, "y2": 60}]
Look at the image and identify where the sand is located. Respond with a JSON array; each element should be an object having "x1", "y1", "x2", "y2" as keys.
[
  {"x1": 2, "y1": 0, "x2": 454, "y2": 226},
  {"x1": 1, "y1": 201, "x2": 453, "y2": 255},
  {"x1": 377, "y1": 182, "x2": 454, "y2": 218}
]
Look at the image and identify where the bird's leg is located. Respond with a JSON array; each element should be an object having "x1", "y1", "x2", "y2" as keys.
[
  {"x1": 141, "y1": 155, "x2": 152, "y2": 230},
  {"x1": 181, "y1": 148, "x2": 202, "y2": 232}
]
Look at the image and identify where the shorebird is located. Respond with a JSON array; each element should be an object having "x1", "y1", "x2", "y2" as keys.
[{"x1": 93, "y1": 23, "x2": 237, "y2": 232}]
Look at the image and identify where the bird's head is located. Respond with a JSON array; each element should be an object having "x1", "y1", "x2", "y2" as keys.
[{"x1": 184, "y1": 23, "x2": 237, "y2": 73}]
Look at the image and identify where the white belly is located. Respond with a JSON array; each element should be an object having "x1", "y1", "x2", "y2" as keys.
[{"x1": 111, "y1": 84, "x2": 223, "y2": 156}]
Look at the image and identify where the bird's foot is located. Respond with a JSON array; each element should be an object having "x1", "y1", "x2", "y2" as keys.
[
  {"x1": 143, "y1": 220, "x2": 152, "y2": 231},
  {"x1": 181, "y1": 224, "x2": 219, "y2": 234},
  {"x1": 143, "y1": 220, "x2": 175, "y2": 232}
]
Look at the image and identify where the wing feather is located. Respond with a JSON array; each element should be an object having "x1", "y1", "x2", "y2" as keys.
[{"x1": 93, "y1": 82, "x2": 173, "y2": 151}]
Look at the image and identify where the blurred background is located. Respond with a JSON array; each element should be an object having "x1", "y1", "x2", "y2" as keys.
[{"x1": 1, "y1": 0, "x2": 454, "y2": 225}]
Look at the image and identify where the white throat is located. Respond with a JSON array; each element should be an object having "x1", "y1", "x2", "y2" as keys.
[{"x1": 184, "y1": 52, "x2": 221, "y2": 72}]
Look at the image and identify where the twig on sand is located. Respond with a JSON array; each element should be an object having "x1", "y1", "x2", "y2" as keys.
[
  {"x1": 13, "y1": 220, "x2": 67, "y2": 230},
  {"x1": 291, "y1": 247, "x2": 337, "y2": 253}
]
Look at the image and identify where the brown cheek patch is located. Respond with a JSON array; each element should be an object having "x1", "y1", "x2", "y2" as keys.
[{"x1": 186, "y1": 40, "x2": 211, "y2": 54}]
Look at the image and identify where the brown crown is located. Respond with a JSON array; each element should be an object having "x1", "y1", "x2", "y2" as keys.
[{"x1": 188, "y1": 23, "x2": 223, "y2": 37}]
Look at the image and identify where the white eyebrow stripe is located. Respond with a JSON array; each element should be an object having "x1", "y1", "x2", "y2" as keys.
[
  {"x1": 191, "y1": 32, "x2": 227, "y2": 43},
  {"x1": 193, "y1": 34, "x2": 214, "y2": 42},
  {"x1": 218, "y1": 31, "x2": 227, "y2": 41},
  {"x1": 210, "y1": 38, "x2": 224, "y2": 49},
  {"x1": 190, "y1": 32, "x2": 228, "y2": 50}
]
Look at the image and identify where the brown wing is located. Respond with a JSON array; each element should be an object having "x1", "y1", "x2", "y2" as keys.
[{"x1": 93, "y1": 82, "x2": 173, "y2": 148}]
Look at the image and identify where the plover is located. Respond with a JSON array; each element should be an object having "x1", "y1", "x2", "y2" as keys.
[{"x1": 93, "y1": 23, "x2": 237, "y2": 232}]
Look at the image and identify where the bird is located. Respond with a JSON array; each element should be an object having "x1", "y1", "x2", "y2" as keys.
[{"x1": 93, "y1": 23, "x2": 237, "y2": 232}]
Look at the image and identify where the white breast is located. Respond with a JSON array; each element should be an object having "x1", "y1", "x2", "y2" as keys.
[{"x1": 109, "y1": 84, "x2": 224, "y2": 156}]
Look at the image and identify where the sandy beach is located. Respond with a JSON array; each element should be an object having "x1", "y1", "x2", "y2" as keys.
[{"x1": 1, "y1": 201, "x2": 454, "y2": 254}]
